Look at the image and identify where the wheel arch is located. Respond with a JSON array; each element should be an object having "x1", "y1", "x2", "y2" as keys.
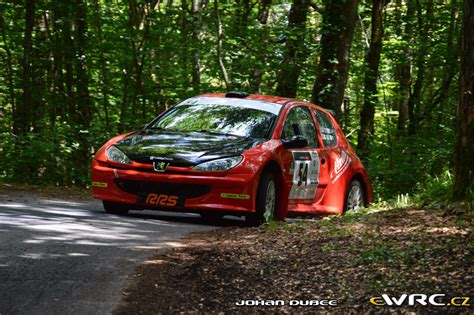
[
  {"x1": 258, "y1": 159, "x2": 286, "y2": 220},
  {"x1": 259, "y1": 160, "x2": 284, "y2": 193},
  {"x1": 349, "y1": 172, "x2": 371, "y2": 207}
]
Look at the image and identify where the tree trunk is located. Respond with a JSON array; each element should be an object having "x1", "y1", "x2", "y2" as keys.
[
  {"x1": 249, "y1": 1, "x2": 274, "y2": 92},
  {"x1": 234, "y1": 0, "x2": 251, "y2": 36},
  {"x1": 30, "y1": 12, "x2": 48, "y2": 132},
  {"x1": 92, "y1": 0, "x2": 110, "y2": 127},
  {"x1": 356, "y1": 0, "x2": 386, "y2": 163},
  {"x1": 453, "y1": 0, "x2": 474, "y2": 201},
  {"x1": 423, "y1": 4, "x2": 460, "y2": 122},
  {"x1": 214, "y1": 0, "x2": 231, "y2": 90},
  {"x1": 120, "y1": 0, "x2": 156, "y2": 129},
  {"x1": 41, "y1": 11, "x2": 56, "y2": 128},
  {"x1": 275, "y1": 0, "x2": 310, "y2": 98},
  {"x1": 61, "y1": 6, "x2": 76, "y2": 123},
  {"x1": 191, "y1": 0, "x2": 203, "y2": 92},
  {"x1": 249, "y1": 26, "x2": 270, "y2": 93},
  {"x1": 395, "y1": 0, "x2": 415, "y2": 132},
  {"x1": 74, "y1": 0, "x2": 91, "y2": 128},
  {"x1": 180, "y1": 0, "x2": 190, "y2": 85},
  {"x1": 407, "y1": 0, "x2": 433, "y2": 135},
  {"x1": 311, "y1": 0, "x2": 359, "y2": 119},
  {"x1": 128, "y1": 0, "x2": 140, "y2": 124},
  {"x1": 0, "y1": 15, "x2": 16, "y2": 120},
  {"x1": 49, "y1": 4, "x2": 66, "y2": 121},
  {"x1": 257, "y1": 0, "x2": 272, "y2": 24},
  {"x1": 15, "y1": 0, "x2": 35, "y2": 134},
  {"x1": 230, "y1": 0, "x2": 253, "y2": 91}
]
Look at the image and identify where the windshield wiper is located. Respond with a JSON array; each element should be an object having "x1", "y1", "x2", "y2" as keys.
[
  {"x1": 190, "y1": 130, "x2": 248, "y2": 139},
  {"x1": 147, "y1": 126, "x2": 179, "y2": 132}
]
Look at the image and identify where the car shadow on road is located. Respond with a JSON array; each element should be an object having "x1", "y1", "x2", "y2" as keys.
[
  {"x1": 35, "y1": 196, "x2": 247, "y2": 228},
  {"x1": 124, "y1": 210, "x2": 248, "y2": 227}
]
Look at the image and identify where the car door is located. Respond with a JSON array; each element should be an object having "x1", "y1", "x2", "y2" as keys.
[
  {"x1": 313, "y1": 109, "x2": 348, "y2": 190},
  {"x1": 312, "y1": 109, "x2": 339, "y2": 189},
  {"x1": 280, "y1": 105, "x2": 322, "y2": 206}
]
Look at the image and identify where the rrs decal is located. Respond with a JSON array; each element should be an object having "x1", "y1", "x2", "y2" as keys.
[
  {"x1": 145, "y1": 193, "x2": 179, "y2": 206},
  {"x1": 288, "y1": 151, "x2": 320, "y2": 200},
  {"x1": 331, "y1": 150, "x2": 351, "y2": 184}
]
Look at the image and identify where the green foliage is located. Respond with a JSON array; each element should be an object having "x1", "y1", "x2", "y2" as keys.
[
  {"x1": 414, "y1": 170, "x2": 454, "y2": 203},
  {"x1": 356, "y1": 242, "x2": 432, "y2": 268},
  {"x1": 344, "y1": 0, "x2": 461, "y2": 201},
  {"x1": 0, "y1": 120, "x2": 116, "y2": 186},
  {"x1": 0, "y1": 0, "x2": 465, "y2": 203},
  {"x1": 356, "y1": 246, "x2": 398, "y2": 265},
  {"x1": 369, "y1": 124, "x2": 454, "y2": 200}
]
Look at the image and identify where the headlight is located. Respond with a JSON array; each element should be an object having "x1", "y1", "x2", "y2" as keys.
[
  {"x1": 106, "y1": 146, "x2": 132, "y2": 164},
  {"x1": 192, "y1": 156, "x2": 243, "y2": 172}
]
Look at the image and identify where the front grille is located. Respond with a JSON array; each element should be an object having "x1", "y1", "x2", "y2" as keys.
[
  {"x1": 131, "y1": 159, "x2": 194, "y2": 167},
  {"x1": 132, "y1": 167, "x2": 190, "y2": 175},
  {"x1": 115, "y1": 179, "x2": 211, "y2": 199}
]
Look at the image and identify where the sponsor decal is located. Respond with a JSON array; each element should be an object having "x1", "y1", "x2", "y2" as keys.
[
  {"x1": 91, "y1": 181, "x2": 108, "y2": 188},
  {"x1": 331, "y1": 150, "x2": 351, "y2": 184},
  {"x1": 145, "y1": 193, "x2": 179, "y2": 207},
  {"x1": 288, "y1": 151, "x2": 320, "y2": 200},
  {"x1": 220, "y1": 193, "x2": 250, "y2": 199},
  {"x1": 370, "y1": 294, "x2": 471, "y2": 307},
  {"x1": 235, "y1": 299, "x2": 338, "y2": 307}
]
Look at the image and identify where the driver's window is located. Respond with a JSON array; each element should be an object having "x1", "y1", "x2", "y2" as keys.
[{"x1": 282, "y1": 106, "x2": 318, "y2": 148}]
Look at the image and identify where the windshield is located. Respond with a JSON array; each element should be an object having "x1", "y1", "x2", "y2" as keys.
[{"x1": 150, "y1": 98, "x2": 280, "y2": 139}]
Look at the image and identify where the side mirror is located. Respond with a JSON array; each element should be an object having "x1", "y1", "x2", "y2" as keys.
[{"x1": 282, "y1": 135, "x2": 308, "y2": 149}]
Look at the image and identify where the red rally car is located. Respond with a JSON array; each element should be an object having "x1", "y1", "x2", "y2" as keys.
[{"x1": 92, "y1": 92, "x2": 372, "y2": 225}]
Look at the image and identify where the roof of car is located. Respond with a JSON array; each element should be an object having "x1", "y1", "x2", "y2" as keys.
[
  {"x1": 195, "y1": 93, "x2": 338, "y2": 119},
  {"x1": 197, "y1": 93, "x2": 295, "y2": 105},
  {"x1": 197, "y1": 93, "x2": 328, "y2": 113}
]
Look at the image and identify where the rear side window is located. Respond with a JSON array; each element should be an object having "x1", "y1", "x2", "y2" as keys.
[{"x1": 314, "y1": 110, "x2": 337, "y2": 147}]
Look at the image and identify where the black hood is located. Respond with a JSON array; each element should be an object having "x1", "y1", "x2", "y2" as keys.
[{"x1": 115, "y1": 129, "x2": 260, "y2": 166}]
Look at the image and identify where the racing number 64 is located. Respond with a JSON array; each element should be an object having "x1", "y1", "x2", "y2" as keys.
[{"x1": 297, "y1": 163, "x2": 308, "y2": 186}]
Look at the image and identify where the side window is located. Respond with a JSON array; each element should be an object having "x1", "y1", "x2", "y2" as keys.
[
  {"x1": 282, "y1": 106, "x2": 318, "y2": 148},
  {"x1": 314, "y1": 110, "x2": 337, "y2": 147}
]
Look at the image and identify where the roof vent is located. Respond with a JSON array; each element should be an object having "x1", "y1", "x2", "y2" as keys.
[{"x1": 225, "y1": 91, "x2": 249, "y2": 98}]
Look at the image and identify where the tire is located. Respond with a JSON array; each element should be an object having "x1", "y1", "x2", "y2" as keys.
[
  {"x1": 103, "y1": 201, "x2": 130, "y2": 215},
  {"x1": 344, "y1": 180, "x2": 365, "y2": 212},
  {"x1": 246, "y1": 172, "x2": 277, "y2": 226}
]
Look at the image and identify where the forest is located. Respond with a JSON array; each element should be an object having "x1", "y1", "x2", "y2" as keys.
[{"x1": 0, "y1": 0, "x2": 472, "y2": 205}]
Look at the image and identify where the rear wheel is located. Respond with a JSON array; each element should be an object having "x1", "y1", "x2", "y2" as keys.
[
  {"x1": 246, "y1": 172, "x2": 277, "y2": 226},
  {"x1": 103, "y1": 201, "x2": 130, "y2": 215},
  {"x1": 344, "y1": 180, "x2": 365, "y2": 212}
]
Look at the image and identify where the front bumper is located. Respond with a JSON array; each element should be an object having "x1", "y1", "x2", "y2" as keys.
[{"x1": 91, "y1": 159, "x2": 256, "y2": 213}]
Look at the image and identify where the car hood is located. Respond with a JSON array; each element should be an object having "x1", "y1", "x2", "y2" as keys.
[{"x1": 115, "y1": 129, "x2": 259, "y2": 166}]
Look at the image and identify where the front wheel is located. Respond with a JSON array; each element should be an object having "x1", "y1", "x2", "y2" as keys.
[
  {"x1": 246, "y1": 172, "x2": 277, "y2": 226},
  {"x1": 103, "y1": 201, "x2": 130, "y2": 215},
  {"x1": 344, "y1": 180, "x2": 365, "y2": 212}
]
